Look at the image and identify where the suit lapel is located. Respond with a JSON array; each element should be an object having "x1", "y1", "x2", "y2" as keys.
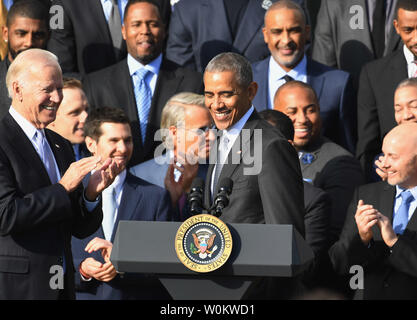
[
  {"x1": 3, "y1": 114, "x2": 51, "y2": 185},
  {"x1": 370, "y1": 183, "x2": 395, "y2": 241},
  {"x1": 111, "y1": 173, "x2": 144, "y2": 242},
  {"x1": 45, "y1": 129, "x2": 69, "y2": 178},
  {"x1": 253, "y1": 58, "x2": 269, "y2": 111},
  {"x1": 233, "y1": 0, "x2": 265, "y2": 53},
  {"x1": 306, "y1": 59, "x2": 325, "y2": 99}
]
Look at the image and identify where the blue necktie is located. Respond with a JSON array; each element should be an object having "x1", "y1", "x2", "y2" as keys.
[
  {"x1": 34, "y1": 130, "x2": 59, "y2": 184},
  {"x1": 133, "y1": 68, "x2": 152, "y2": 145},
  {"x1": 393, "y1": 190, "x2": 414, "y2": 235},
  {"x1": 102, "y1": 186, "x2": 117, "y2": 241}
]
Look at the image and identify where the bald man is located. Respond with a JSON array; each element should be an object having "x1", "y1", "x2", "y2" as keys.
[
  {"x1": 330, "y1": 123, "x2": 417, "y2": 299},
  {"x1": 0, "y1": 48, "x2": 119, "y2": 299}
]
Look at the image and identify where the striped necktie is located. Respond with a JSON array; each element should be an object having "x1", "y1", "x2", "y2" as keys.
[{"x1": 133, "y1": 68, "x2": 152, "y2": 145}]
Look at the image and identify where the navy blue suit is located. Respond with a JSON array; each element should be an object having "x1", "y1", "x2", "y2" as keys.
[
  {"x1": 252, "y1": 57, "x2": 357, "y2": 153},
  {"x1": 71, "y1": 173, "x2": 173, "y2": 300},
  {"x1": 166, "y1": 0, "x2": 307, "y2": 72}
]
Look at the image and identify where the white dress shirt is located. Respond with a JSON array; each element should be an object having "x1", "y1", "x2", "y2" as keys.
[
  {"x1": 127, "y1": 53, "x2": 162, "y2": 96},
  {"x1": 267, "y1": 55, "x2": 308, "y2": 109},
  {"x1": 404, "y1": 45, "x2": 417, "y2": 78},
  {"x1": 394, "y1": 185, "x2": 417, "y2": 221}
]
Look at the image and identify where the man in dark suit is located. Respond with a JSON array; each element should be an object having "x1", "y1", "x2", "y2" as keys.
[
  {"x1": 274, "y1": 81, "x2": 365, "y2": 246},
  {"x1": 252, "y1": 0, "x2": 356, "y2": 153},
  {"x1": 0, "y1": 49, "x2": 119, "y2": 300},
  {"x1": 356, "y1": 0, "x2": 417, "y2": 182},
  {"x1": 83, "y1": 0, "x2": 203, "y2": 167},
  {"x1": 0, "y1": 0, "x2": 49, "y2": 118},
  {"x1": 203, "y1": 52, "x2": 305, "y2": 234},
  {"x1": 312, "y1": 0, "x2": 401, "y2": 87},
  {"x1": 330, "y1": 123, "x2": 417, "y2": 299},
  {"x1": 72, "y1": 107, "x2": 172, "y2": 300},
  {"x1": 166, "y1": 0, "x2": 308, "y2": 73},
  {"x1": 47, "y1": 78, "x2": 90, "y2": 161},
  {"x1": 47, "y1": 0, "x2": 171, "y2": 77}
]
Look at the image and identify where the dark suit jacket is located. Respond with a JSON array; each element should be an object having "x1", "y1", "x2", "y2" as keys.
[
  {"x1": 47, "y1": 0, "x2": 126, "y2": 76},
  {"x1": 0, "y1": 58, "x2": 11, "y2": 120},
  {"x1": 165, "y1": 0, "x2": 307, "y2": 72},
  {"x1": 330, "y1": 182, "x2": 417, "y2": 299},
  {"x1": 0, "y1": 113, "x2": 102, "y2": 299},
  {"x1": 71, "y1": 173, "x2": 172, "y2": 300},
  {"x1": 356, "y1": 49, "x2": 408, "y2": 182},
  {"x1": 204, "y1": 110, "x2": 305, "y2": 235},
  {"x1": 252, "y1": 56, "x2": 357, "y2": 153},
  {"x1": 312, "y1": 0, "x2": 401, "y2": 86},
  {"x1": 82, "y1": 58, "x2": 203, "y2": 166}
]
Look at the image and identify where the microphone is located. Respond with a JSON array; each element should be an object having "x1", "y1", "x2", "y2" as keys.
[
  {"x1": 212, "y1": 178, "x2": 233, "y2": 217},
  {"x1": 188, "y1": 177, "x2": 205, "y2": 215}
]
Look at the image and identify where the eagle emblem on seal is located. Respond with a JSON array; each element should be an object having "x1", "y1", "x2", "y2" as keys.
[{"x1": 190, "y1": 228, "x2": 218, "y2": 259}]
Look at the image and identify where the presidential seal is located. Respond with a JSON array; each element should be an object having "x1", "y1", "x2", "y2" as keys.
[{"x1": 175, "y1": 214, "x2": 233, "y2": 273}]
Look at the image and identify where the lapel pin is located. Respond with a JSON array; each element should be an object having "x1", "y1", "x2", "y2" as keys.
[
  {"x1": 262, "y1": 0, "x2": 273, "y2": 10},
  {"x1": 55, "y1": 144, "x2": 60, "y2": 148}
]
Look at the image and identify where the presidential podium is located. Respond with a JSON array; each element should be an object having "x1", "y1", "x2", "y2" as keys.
[{"x1": 110, "y1": 220, "x2": 314, "y2": 300}]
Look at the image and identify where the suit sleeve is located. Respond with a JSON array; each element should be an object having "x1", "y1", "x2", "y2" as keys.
[
  {"x1": 258, "y1": 137, "x2": 305, "y2": 237},
  {"x1": 47, "y1": 0, "x2": 78, "y2": 74},
  {"x1": 386, "y1": 231, "x2": 417, "y2": 278},
  {"x1": 155, "y1": 189, "x2": 174, "y2": 222},
  {"x1": 356, "y1": 63, "x2": 381, "y2": 181},
  {"x1": 311, "y1": 0, "x2": 338, "y2": 68},
  {"x1": 165, "y1": 2, "x2": 197, "y2": 70},
  {"x1": 338, "y1": 74, "x2": 357, "y2": 154}
]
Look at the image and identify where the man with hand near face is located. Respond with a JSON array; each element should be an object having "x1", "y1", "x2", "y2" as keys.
[
  {"x1": 0, "y1": 48, "x2": 118, "y2": 300},
  {"x1": 330, "y1": 123, "x2": 417, "y2": 299},
  {"x1": 71, "y1": 107, "x2": 172, "y2": 300},
  {"x1": 47, "y1": 78, "x2": 90, "y2": 161},
  {"x1": 0, "y1": 0, "x2": 49, "y2": 118}
]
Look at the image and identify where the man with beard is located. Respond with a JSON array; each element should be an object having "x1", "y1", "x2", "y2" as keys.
[
  {"x1": 83, "y1": 0, "x2": 203, "y2": 166},
  {"x1": 0, "y1": 0, "x2": 49, "y2": 118},
  {"x1": 252, "y1": 0, "x2": 357, "y2": 154}
]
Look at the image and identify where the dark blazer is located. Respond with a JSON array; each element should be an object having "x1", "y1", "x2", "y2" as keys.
[
  {"x1": 47, "y1": 0, "x2": 126, "y2": 76},
  {"x1": 82, "y1": 58, "x2": 203, "y2": 166},
  {"x1": 0, "y1": 58, "x2": 11, "y2": 119},
  {"x1": 312, "y1": 0, "x2": 401, "y2": 85},
  {"x1": 165, "y1": 0, "x2": 307, "y2": 72},
  {"x1": 71, "y1": 173, "x2": 172, "y2": 300},
  {"x1": 330, "y1": 182, "x2": 417, "y2": 299},
  {"x1": 204, "y1": 110, "x2": 305, "y2": 236},
  {"x1": 356, "y1": 49, "x2": 408, "y2": 181},
  {"x1": 0, "y1": 113, "x2": 102, "y2": 300},
  {"x1": 252, "y1": 56, "x2": 357, "y2": 153}
]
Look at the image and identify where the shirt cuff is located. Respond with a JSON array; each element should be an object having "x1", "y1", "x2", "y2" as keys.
[{"x1": 83, "y1": 191, "x2": 100, "y2": 212}]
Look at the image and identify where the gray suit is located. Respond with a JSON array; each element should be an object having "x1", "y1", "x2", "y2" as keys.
[
  {"x1": 299, "y1": 136, "x2": 365, "y2": 245},
  {"x1": 312, "y1": 0, "x2": 400, "y2": 85},
  {"x1": 129, "y1": 154, "x2": 169, "y2": 188}
]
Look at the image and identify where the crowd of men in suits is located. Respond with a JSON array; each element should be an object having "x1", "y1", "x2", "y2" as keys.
[{"x1": 0, "y1": 0, "x2": 417, "y2": 300}]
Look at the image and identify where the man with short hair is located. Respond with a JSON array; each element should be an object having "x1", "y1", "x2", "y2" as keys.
[
  {"x1": 0, "y1": 0, "x2": 49, "y2": 118},
  {"x1": 274, "y1": 80, "x2": 364, "y2": 245},
  {"x1": 0, "y1": 48, "x2": 118, "y2": 299},
  {"x1": 83, "y1": 0, "x2": 203, "y2": 166},
  {"x1": 72, "y1": 106, "x2": 173, "y2": 300},
  {"x1": 130, "y1": 92, "x2": 213, "y2": 220},
  {"x1": 356, "y1": 0, "x2": 417, "y2": 182},
  {"x1": 330, "y1": 123, "x2": 417, "y2": 299},
  {"x1": 252, "y1": 0, "x2": 356, "y2": 153},
  {"x1": 47, "y1": 77, "x2": 89, "y2": 161}
]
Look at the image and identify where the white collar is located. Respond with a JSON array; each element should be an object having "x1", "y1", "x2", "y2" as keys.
[
  {"x1": 395, "y1": 184, "x2": 417, "y2": 201},
  {"x1": 9, "y1": 106, "x2": 44, "y2": 142},
  {"x1": 403, "y1": 45, "x2": 417, "y2": 65},
  {"x1": 103, "y1": 169, "x2": 126, "y2": 196},
  {"x1": 269, "y1": 54, "x2": 307, "y2": 81},
  {"x1": 127, "y1": 53, "x2": 162, "y2": 77}
]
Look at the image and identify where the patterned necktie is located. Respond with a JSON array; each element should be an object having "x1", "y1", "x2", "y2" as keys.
[
  {"x1": 133, "y1": 68, "x2": 152, "y2": 145},
  {"x1": 34, "y1": 130, "x2": 59, "y2": 184},
  {"x1": 212, "y1": 133, "x2": 229, "y2": 197},
  {"x1": 108, "y1": 0, "x2": 123, "y2": 57},
  {"x1": 282, "y1": 75, "x2": 294, "y2": 82},
  {"x1": 393, "y1": 190, "x2": 414, "y2": 235},
  {"x1": 102, "y1": 186, "x2": 117, "y2": 241}
]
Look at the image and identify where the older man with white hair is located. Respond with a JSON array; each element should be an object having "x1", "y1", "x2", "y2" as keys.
[{"x1": 0, "y1": 48, "x2": 118, "y2": 299}]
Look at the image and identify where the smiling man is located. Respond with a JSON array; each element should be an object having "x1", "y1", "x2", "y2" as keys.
[
  {"x1": 274, "y1": 80, "x2": 364, "y2": 245},
  {"x1": 252, "y1": 0, "x2": 356, "y2": 153},
  {"x1": 71, "y1": 106, "x2": 173, "y2": 300},
  {"x1": 330, "y1": 123, "x2": 417, "y2": 300},
  {"x1": 47, "y1": 78, "x2": 89, "y2": 160},
  {"x1": 83, "y1": 0, "x2": 203, "y2": 167},
  {"x1": 0, "y1": 0, "x2": 49, "y2": 119}
]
